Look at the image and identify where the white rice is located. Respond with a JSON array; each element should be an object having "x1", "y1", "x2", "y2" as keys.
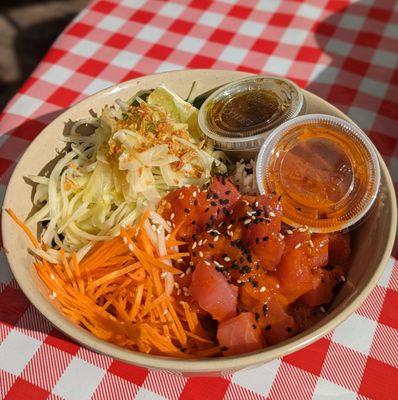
[{"x1": 230, "y1": 159, "x2": 258, "y2": 195}]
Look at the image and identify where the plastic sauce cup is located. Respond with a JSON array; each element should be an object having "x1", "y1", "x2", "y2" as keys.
[
  {"x1": 256, "y1": 114, "x2": 381, "y2": 233},
  {"x1": 198, "y1": 75, "x2": 305, "y2": 152}
]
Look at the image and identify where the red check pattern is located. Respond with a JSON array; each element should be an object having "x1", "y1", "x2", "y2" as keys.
[{"x1": 0, "y1": 0, "x2": 397, "y2": 399}]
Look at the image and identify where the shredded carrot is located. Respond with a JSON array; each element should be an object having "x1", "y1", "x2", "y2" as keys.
[
  {"x1": 6, "y1": 209, "x2": 39, "y2": 248},
  {"x1": 9, "y1": 208, "x2": 219, "y2": 357}
]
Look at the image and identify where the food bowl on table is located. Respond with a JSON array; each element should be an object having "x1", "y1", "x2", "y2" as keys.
[{"x1": 2, "y1": 70, "x2": 396, "y2": 376}]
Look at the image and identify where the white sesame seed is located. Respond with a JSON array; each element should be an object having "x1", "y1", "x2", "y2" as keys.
[
  {"x1": 180, "y1": 273, "x2": 185, "y2": 278},
  {"x1": 177, "y1": 259, "x2": 183, "y2": 263},
  {"x1": 269, "y1": 212, "x2": 276, "y2": 217},
  {"x1": 182, "y1": 286, "x2": 189, "y2": 292},
  {"x1": 341, "y1": 275, "x2": 346, "y2": 282},
  {"x1": 123, "y1": 237, "x2": 128, "y2": 244},
  {"x1": 279, "y1": 233, "x2": 285, "y2": 239},
  {"x1": 224, "y1": 257, "x2": 231, "y2": 262},
  {"x1": 128, "y1": 243, "x2": 134, "y2": 252},
  {"x1": 294, "y1": 243, "x2": 302, "y2": 249},
  {"x1": 174, "y1": 282, "x2": 180, "y2": 288},
  {"x1": 199, "y1": 251, "x2": 204, "y2": 258},
  {"x1": 308, "y1": 240, "x2": 314, "y2": 248},
  {"x1": 165, "y1": 234, "x2": 170, "y2": 240},
  {"x1": 244, "y1": 219, "x2": 251, "y2": 225},
  {"x1": 237, "y1": 280, "x2": 241, "y2": 284},
  {"x1": 299, "y1": 227, "x2": 307, "y2": 232},
  {"x1": 50, "y1": 291, "x2": 57, "y2": 299},
  {"x1": 193, "y1": 191, "x2": 197, "y2": 197},
  {"x1": 243, "y1": 200, "x2": 249, "y2": 205},
  {"x1": 186, "y1": 267, "x2": 192, "y2": 274},
  {"x1": 227, "y1": 224, "x2": 232, "y2": 229},
  {"x1": 151, "y1": 224, "x2": 157, "y2": 232},
  {"x1": 255, "y1": 202, "x2": 259, "y2": 207},
  {"x1": 198, "y1": 240, "x2": 203, "y2": 246},
  {"x1": 320, "y1": 306, "x2": 326, "y2": 313},
  {"x1": 286, "y1": 229, "x2": 293, "y2": 235},
  {"x1": 203, "y1": 239, "x2": 207, "y2": 244},
  {"x1": 170, "y1": 213, "x2": 175, "y2": 220},
  {"x1": 161, "y1": 272, "x2": 167, "y2": 278},
  {"x1": 163, "y1": 309, "x2": 169, "y2": 316},
  {"x1": 260, "y1": 286, "x2": 266, "y2": 293},
  {"x1": 204, "y1": 261, "x2": 211, "y2": 266},
  {"x1": 184, "y1": 292, "x2": 189, "y2": 297},
  {"x1": 214, "y1": 236, "x2": 219, "y2": 242},
  {"x1": 192, "y1": 242, "x2": 197, "y2": 249},
  {"x1": 177, "y1": 289, "x2": 181, "y2": 295},
  {"x1": 50, "y1": 274, "x2": 55, "y2": 280}
]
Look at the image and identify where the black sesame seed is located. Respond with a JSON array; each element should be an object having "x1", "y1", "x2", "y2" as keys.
[
  {"x1": 210, "y1": 201, "x2": 217, "y2": 206},
  {"x1": 204, "y1": 207, "x2": 209, "y2": 212},
  {"x1": 213, "y1": 193, "x2": 219, "y2": 199},
  {"x1": 209, "y1": 243, "x2": 215, "y2": 249},
  {"x1": 193, "y1": 199, "x2": 198, "y2": 206},
  {"x1": 263, "y1": 236, "x2": 269, "y2": 242},
  {"x1": 191, "y1": 221, "x2": 196, "y2": 225},
  {"x1": 254, "y1": 312, "x2": 260, "y2": 321},
  {"x1": 221, "y1": 346, "x2": 228, "y2": 351},
  {"x1": 252, "y1": 324, "x2": 257, "y2": 329},
  {"x1": 262, "y1": 304, "x2": 268, "y2": 317},
  {"x1": 180, "y1": 347, "x2": 187, "y2": 352},
  {"x1": 225, "y1": 190, "x2": 231, "y2": 195},
  {"x1": 286, "y1": 327, "x2": 292, "y2": 333},
  {"x1": 252, "y1": 280, "x2": 259, "y2": 288},
  {"x1": 184, "y1": 208, "x2": 190, "y2": 214},
  {"x1": 206, "y1": 193, "x2": 212, "y2": 199},
  {"x1": 265, "y1": 325, "x2": 272, "y2": 331},
  {"x1": 255, "y1": 238, "x2": 260, "y2": 244}
]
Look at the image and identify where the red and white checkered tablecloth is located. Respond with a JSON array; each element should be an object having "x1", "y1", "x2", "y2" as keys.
[{"x1": 0, "y1": 0, "x2": 397, "y2": 399}]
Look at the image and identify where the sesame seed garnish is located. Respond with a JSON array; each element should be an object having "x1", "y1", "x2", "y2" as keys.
[
  {"x1": 193, "y1": 191, "x2": 197, "y2": 197},
  {"x1": 224, "y1": 256, "x2": 231, "y2": 262},
  {"x1": 174, "y1": 282, "x2": 180, "y2": 289},
  {"x1": 294, "y1": 243, "x2": 302, "y2": 249},
  {"x1": 279, "y1": 233, "x2": 285, "y2": 239},
  {"x1": 243, "y1": 200, "x2": 249, "y2": 205},
  {"x1": 269, "y1": 211, "x2": 276, "y2": 217},
  {"x1": 123, "y1": 237, "x2": 128, "y2": 244},
  {"x1": 244, "y1": 219, "x2": 251, "y2": 225},
  {"x1": 170, "y1": 213, "x2": 175, "y2": 220},
  {"x1": 192, "y1": 242, "x2": 197, "y2": 249},
  {"x1": 50, "y1": 291, "x2": 57, "y2": 299},
  {"x1": 320, "y1": 306, "x2": 326, "y2": 313},
  {"x1": 341, "y1": 275, "x2": 346, "y2": 282},
  {"x1": 199, "y1": 251, "x2": 204, "y2": 258},
  {"x1": 177, "y1": 289, "x2": 181, "y2": 295},
  {"x1": 161, "y1": 272, "x2": 167, "y2": 278},
  {"x1": 198, "y1": 240, "x2": 203, "y2": 246},
  {"x1": 227, "y1": 224, "x2": 232, "y2": 229},
  {"x1": 151, "y1": 224, "x2": 157, "y2": 232},
  {"x1": 237, "y1": 280, "x2": 242, "y2": 284},
  {"x1": 50, "y1": 274, "x2": 55, "y2": 280},
  {"x1": 260, "y1": 286, "x2": 266, "y2": 293},
  {"x1": 214, "y1": 236, "x2": 219, "y2": 242},
  {"x1": 299, "y1": 227, "x2": 307, "y2": 232},
  {"x1": 184, "y1": 208, "x2": 190, "y2": 214},
  {"x1": 128, "y1": 243, "x2": 134, "y2": 252},
  {"x1": 308, "y1": 240, "x2": 314, "y2": 248},
  {"x1": 286, "y1": 229, "x2": 293, "y2": 235},
  {"x1": 204, "y1": 261, "x2": 211, "y2": 266},
  {"x1": 255, "y1": 202, "x2": 259, "y2": 207},
  {"x1": 163, "y1": 309, "x2": 168, "y2": 316}
]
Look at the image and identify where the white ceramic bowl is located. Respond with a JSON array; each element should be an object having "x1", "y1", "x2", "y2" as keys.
[{"x1": 2, "y1": 70, "x2": 396, "y2": 375}]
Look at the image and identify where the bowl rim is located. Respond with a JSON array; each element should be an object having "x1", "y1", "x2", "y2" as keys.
[{"x1": 2, "y1": 69, "x2": 397, "y2": 373}]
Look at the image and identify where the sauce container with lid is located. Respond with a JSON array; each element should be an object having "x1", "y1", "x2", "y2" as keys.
[
  {"x1": 198, "y1": 76, "x2": 305, "y2": 152},
  {"x1": 256, "y1": 114, "x2": 381, "y2": 233}
]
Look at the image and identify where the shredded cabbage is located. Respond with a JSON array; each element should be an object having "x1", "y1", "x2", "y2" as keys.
[{"x1": 28, "y1": 86, "x2": 226, "y2": 255}]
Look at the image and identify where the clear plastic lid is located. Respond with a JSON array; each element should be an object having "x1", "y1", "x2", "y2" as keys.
[
  {"x1": 256, "y1": 114, "x2": 381, "y2": 233},
  {"x1": 198, "y1": 76, "x2": 304, "y2": 151}
]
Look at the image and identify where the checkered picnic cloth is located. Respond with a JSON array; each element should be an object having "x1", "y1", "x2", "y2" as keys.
[{"x1": 0, "y1": 0, "x2": 397, "y2": 399}]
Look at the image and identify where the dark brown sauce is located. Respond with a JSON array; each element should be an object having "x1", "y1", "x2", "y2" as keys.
[{"x1": 206, "y1": 89, "x2": 288, "y2": 137}]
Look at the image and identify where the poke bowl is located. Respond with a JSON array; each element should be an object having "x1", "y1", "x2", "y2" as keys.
[{"x1": 2, "y1": 69, "x2": 396, "y2": 375}]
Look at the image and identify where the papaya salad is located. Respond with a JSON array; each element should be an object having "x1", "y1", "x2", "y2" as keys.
[{"x1": 8, "y1": 86, "x2": 350, "y2": 358}]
